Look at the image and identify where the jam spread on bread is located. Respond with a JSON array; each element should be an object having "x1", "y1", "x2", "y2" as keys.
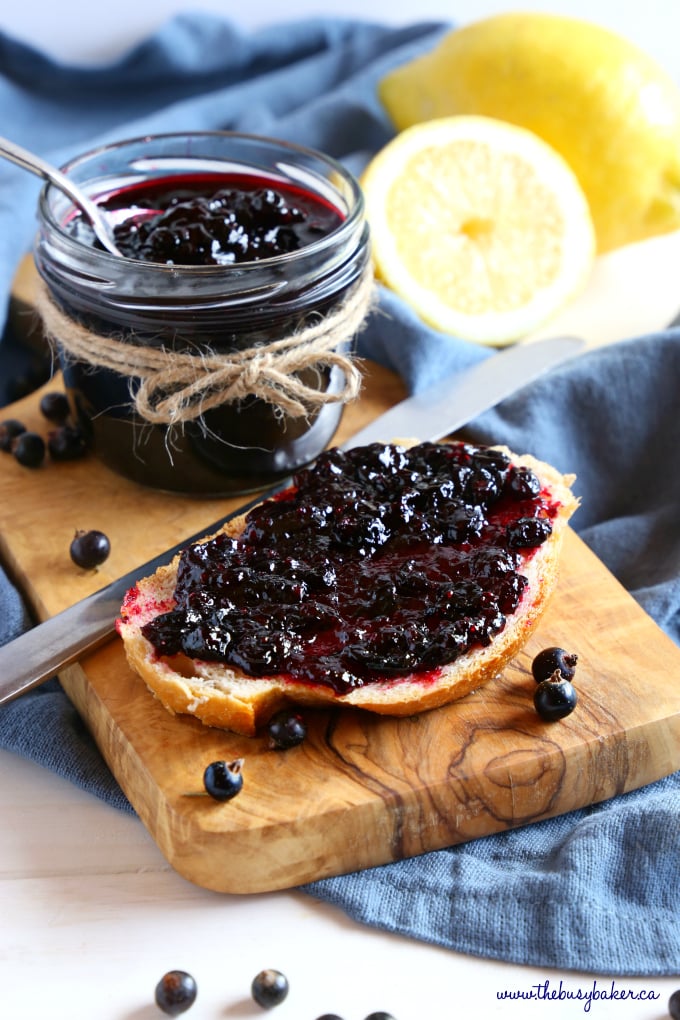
[{"x1": 141, "y1": 441, "x2": 561, "y2": 692}]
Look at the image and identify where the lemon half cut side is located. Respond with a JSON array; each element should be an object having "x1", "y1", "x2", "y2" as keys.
[{"x1": 361, "y1": 116, "x2": 596, "y2": 345}]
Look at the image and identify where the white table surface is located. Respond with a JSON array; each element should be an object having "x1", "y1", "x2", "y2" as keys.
[
  {"x1": 2, "y1": 743, "x2": 678, "y2": 1020},
  {"x1": 1, "y1": 3, "x2": 680, "y2": 1017}
]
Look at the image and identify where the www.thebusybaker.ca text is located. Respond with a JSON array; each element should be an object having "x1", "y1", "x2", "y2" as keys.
[{"x1": 496, "y1": 978, "x2": 660, "y2": 1012}]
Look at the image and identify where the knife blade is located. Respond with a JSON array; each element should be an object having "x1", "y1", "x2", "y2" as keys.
[
  {"x1": 344, "y1": 334, "x2": 584, "y2": 448},
  {"x1": 0, "y1": 333, "x2": 584, "y2": 705}
]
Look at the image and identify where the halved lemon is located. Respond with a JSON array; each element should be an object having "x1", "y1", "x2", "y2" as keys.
[{"x1": 361, "y1": 115, "x2": 596, "y2": 345}]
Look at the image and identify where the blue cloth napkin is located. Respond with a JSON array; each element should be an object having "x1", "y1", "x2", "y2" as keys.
[{"x1": 1, "y1": 14, "x2": 679, "y2": 978}]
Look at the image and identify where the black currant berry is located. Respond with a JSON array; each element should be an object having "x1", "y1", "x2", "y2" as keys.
[
  {"x1": 267, "y1": 709, "x2": 307, "y2": 750},
  {"x1": 0, "y1": 419, "x2": 26, "y2": 452},
  {"x1": 364, "y1": 1013, "x2": 397, "y2": 1020},
  {"x1": 251, "y1": 968, "x2": 289, "y2": 1009},
  {"x1": 39, "y1": 391, "x2": 71, "y2": 423},
  {"x1": 48, "y1": 424, "x2": 88, "y2": 461},
  {"x1": 154, "y1": 970, "x2": 197, "y2": 1016},
  {"x1": 69, "y1": 529, "x2": 111, "y2": 569},
  {"x1": 507, "y1": 465, "x2": 541, "y2": 499},
  {"x1": 668, "y1": 988, "x2": 680, "y2": 1020},
  {"x1": 534, "y1": 677, "x2": 578, "y2": 721},
  {"x1": 203, "y1": 758, "x2": 244, "y2": 801},
  {"x1": 532, "y1": 646, "x2": 578, "y2": 683},
  {"x1": 314, "y1": 1015, "x2": 345, "y2": 1020},
  {"x1": 506, "y1": 516, "x2": 552, "y2": 548},
  {"x1": 13, "y1": 432, "x2": 46, "y2": 468}
]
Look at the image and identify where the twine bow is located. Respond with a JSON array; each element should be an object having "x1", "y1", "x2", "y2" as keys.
[{"x1": 35, "y1": 264, "x2": 375, "y2": 425}]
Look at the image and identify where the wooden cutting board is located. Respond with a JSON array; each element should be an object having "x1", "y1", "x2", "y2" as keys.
[{"x1": 2, "y1": 364, "x2": 680, "y2": 894}]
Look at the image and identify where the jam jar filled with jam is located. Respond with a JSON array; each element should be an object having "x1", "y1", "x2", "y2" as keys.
[{"x1": 34, "y1": 132, "x2": 370, "y2": 496}]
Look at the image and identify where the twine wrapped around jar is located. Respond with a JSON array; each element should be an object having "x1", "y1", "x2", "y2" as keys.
[{"x1": 35, "y1": 263, "x2": 375, "y2": 426}]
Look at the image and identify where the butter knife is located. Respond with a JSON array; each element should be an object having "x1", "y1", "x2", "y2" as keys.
[{"x1": 0, "y1": 333, "x2": 584, "y2": 704}]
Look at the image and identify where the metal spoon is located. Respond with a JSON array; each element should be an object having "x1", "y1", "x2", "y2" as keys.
[{"x1": 0, "y1": 135, "x2": 123, "y2": 257}]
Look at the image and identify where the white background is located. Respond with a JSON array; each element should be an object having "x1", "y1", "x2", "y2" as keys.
[{"x1": 0, "y1": 0, "x2": 678, "y2": 86}]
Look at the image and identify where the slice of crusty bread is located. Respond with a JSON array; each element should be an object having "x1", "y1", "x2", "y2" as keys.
[{"x1": 118, "y1": 442, "x2": 578, "y2": 736}]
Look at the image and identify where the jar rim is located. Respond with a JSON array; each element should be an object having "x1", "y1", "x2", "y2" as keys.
[{"x1": 38, "y1": 129, "x2": 365, "y2": 275}]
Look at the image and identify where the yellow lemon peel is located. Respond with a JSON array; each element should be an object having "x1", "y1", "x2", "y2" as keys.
[{"x1": 379, "y1": 12, "x2": 680, "y2": 253}]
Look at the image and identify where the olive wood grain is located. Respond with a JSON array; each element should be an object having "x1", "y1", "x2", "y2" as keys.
[{"x1": 1, "y1": 368, "x2": 680, "y2": 893}]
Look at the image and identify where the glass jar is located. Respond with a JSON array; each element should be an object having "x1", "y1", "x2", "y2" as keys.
[{"x1": 34, "y1": 132, "x2": 370, "y2": 496}]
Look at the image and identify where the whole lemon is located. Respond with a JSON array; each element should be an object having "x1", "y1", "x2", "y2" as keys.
[{"x1": 378, "y1": 12, "x2": 680, "y2": 252}]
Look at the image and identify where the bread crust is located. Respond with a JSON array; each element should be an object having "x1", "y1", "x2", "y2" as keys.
[{"x1": 118, "y1": 445, "x2": 578, "y2": 735}]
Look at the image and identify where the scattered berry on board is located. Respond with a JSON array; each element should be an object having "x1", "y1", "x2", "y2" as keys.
[
  {"x1": 39, "y1": 391, "x2": 71, "y2": 423},
  {"x1": 532, "y1": 646, "x2": 578, "y2": 682},
  {"x1": 0, "y1": 419, "x2": 26, "y2": 451},
  {"x1": 534, "y1": 676, "x2": 578, "y2": 721},
  {"x1": 1, "y1": 392, "x2": 88, "y2": 467},
  {"x1": 69, "y1": 529, "x2": 111, "y2": 570},
  {"x1": 267, "y1": 709, "x2": 308, "y2": 750},
  {"x1": 202, "y1": 759, "x2": 244, "y2": 801},
  {"x1": 12, "y1": 432, "x2": 46, "y2": 468},
  {"x1": 48, "y1": 424, "x2": 87, "y2": 461}
]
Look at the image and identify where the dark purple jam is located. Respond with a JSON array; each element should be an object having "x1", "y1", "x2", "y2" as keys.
[
  {"x1": 56, "y1": 170, "x2": 361, "y2": 495},
  {"x1": 86, "y1": 172, "x2": 343, "y2": 265},
  {"x1": 141, "y1": 441, "x2": 561, "y2": 694}
]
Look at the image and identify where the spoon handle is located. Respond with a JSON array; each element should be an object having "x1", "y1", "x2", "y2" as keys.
[
  {"x1": 0, "y1": 135, "x2": 122, "y2": 256},
  {"x1": 0, "y1": 136, "x2": 56, "y2": 181}
]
